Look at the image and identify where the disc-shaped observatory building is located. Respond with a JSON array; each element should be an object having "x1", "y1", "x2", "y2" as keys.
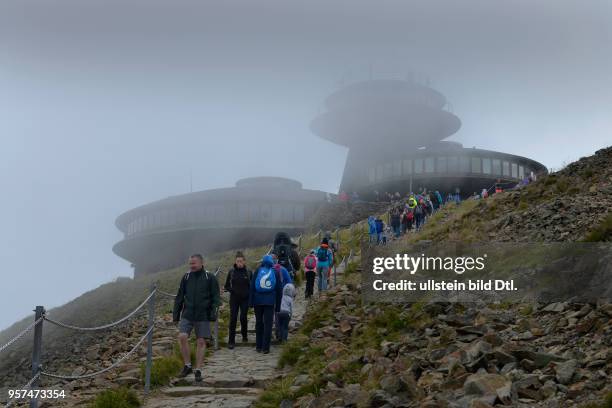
[
  {"x1": 311, "y1": 79, "x2": 547, "y2": 198},
  {"x1": 113, "y1": 177, "x2": 326, "y2": 277}
]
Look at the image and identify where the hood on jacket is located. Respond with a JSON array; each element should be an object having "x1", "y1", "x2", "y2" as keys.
[
  {"x1": 283, "y1": 283, "x2": 296, "y2": 298},
  {"x1": 261, "y1": 254, "x2": 274, "y2": 267}
]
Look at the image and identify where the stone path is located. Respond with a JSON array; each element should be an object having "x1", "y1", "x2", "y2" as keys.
[{"x1": 144, "y1": 277, "x2": 311, "y2": 408}]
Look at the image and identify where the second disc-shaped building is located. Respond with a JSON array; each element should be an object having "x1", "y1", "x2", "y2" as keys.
[{"x1": 311, "y1": 79, "x2": 547, "y2": 197}]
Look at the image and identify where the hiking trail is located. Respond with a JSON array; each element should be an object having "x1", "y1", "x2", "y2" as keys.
[{"x1": 143, "y1": 265, "x2": 343, "y2": 408}]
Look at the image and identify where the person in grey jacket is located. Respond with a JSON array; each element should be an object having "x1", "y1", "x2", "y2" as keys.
[{"x1": 277, "y1": 283, "x2": 296, "y2": 342}]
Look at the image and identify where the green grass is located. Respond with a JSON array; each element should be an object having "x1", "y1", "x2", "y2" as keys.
[
  {"x1": 252, "y1": 376, "x2": 296, "y2": 408},
  {"x1": 89, "y1": 387, "x2": 140, "y2": 408},
  {"x1": 583, "y1": 213, "x2": 612, "y2": 242},
  {"x1": 140, "y1": 355, "x2": 182, "y2": 388},
  {"x1": 580, "y1": 392, "x2": 612, "y2": 408}
]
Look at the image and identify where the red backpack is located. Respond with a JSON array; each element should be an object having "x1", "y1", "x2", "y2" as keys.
[{"x1": 304, "y1": 254, "x2": 317, "y2": 271}]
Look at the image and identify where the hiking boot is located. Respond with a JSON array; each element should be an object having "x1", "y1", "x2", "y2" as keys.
[
  {"x1": 194, "y1": 369, "x2": 202, "y2": 382},
  {"x1": 262, "y1": 349, "x2": 270, "y2": 354},
  {"x1": 178, "y1": 365, "x2": 192, "y2": 378},
  {"x1": 228, "y1": 343, "x2": 235, "y2": 350},
  {"x1": 242, "y1": 336, "x2": 248, "y2": 343},
  {"x1": 256, "y1": 348, "x2": 262, "y2": 353}
]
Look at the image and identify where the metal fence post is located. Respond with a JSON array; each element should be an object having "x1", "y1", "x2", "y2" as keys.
[
  {"x1": 144, "y1": 284, "x2": 155, "y2": 395},
  {"x1": 30, "y1": 306, "x2": 44, "y2": 408},
  {"x1": 336, "y1": 229, "x2": 340, "y2": 252}
]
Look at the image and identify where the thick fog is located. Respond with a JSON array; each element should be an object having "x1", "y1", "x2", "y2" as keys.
[{"x1": 1, "y1": 0, "x2": 611, "y2": 329}]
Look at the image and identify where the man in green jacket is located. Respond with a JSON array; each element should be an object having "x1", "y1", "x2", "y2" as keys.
[{"x1": 173, "y1": 254, "x2": 220, "y2": 382}]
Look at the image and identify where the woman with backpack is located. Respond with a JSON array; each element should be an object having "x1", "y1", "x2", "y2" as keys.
[
  {"x1": 303, "y1": 250, "x2": 317, "y2": 298},
  {"x1": 249, "y1": 254, "x2": 283, "y2": 354},
  {"x1": 316, "y1": 239, "x2": 334, "y2": 293}
]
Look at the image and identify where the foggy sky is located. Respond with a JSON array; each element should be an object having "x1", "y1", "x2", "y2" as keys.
[{"x1": 1, "y1": 0, "x2": 611, "y2": 329}]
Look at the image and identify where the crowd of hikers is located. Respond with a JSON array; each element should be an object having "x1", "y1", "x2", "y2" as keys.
[
  {"x1": 169, "y1": 177, "x2": 535, "y2": 380},
  {"x1": 171, "y1": 231, "x2": 338, "y2": 381}
]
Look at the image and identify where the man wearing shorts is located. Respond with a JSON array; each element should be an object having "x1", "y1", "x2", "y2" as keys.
[{"x1": 172, "y1": 254, "x2": 220, "y2": 382}]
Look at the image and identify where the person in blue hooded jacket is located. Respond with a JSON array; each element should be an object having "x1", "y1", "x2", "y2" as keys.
[
  {"x1": 249, "y1": 254, "x2": 283, "y2": 354},
  {"x1": 368, "y1": 216, "x2": 377, "y2": 243}
]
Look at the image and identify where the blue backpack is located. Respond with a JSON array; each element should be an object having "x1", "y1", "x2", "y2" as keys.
[
  {"x1": 317, "y1": 247, "x2": 329, "y2": 262},
  {"x1": 255, "y1": 266, "x2": 276, "y2": 293}
]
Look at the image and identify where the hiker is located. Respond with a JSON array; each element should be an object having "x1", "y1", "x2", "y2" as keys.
[
  {"x1": 408, "y1": 195, "x2": 417, "y2": 211},
  {"x1": 277, "y1": 283, "x2": 296, "y2": 342},
  {"x1": 324, "y1": 231, "x2": 338, "y2": 269},
  {"x1": 173, "y1": 254, "x2": 221, "y2": 382},
  {"x1": 316, "y1": 238, "x2": 334, "y2": 292},
  {"x1": 224, "y1": 251, "x2": 252, "y2": 349},
  {"x1": 401, "y1": 209, "x2": 413, "y2": 233},
  {"x1": 390, "y1": 209, "x2": 401, "y2": 238},
  {"x1": 303, "y1": 250, "x2": 317, "y2": 298},
  {"x1": 414, "y1": 200, "x2": 425, "y2": 231},
  {"x1": 375, "y1": 217, "x2": 384, "y2": 244},
  {"x1": 249, "y1": 254, "x2": 283, "y2": 354},
  {"x1": 434, "y1": 190, "x2": 444, "y2": 210},
  {"x1": 368, "y1": 216, "x2": 377, "y2": 243},
  {"x1": 273, "y1": 232, "x2": 297, "y2": 280},
  {"x1": 271, "y1": 251, "x2": 292, "y2": 341}
]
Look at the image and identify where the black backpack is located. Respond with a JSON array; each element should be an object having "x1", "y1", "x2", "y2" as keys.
[{"x1": 273, "y1": 232, "x2": 292, "y2": 264}]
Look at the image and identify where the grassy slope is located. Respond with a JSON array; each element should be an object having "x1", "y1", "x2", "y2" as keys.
[{"x1": 254, "y1": 147, "x2": 612, "y2": 407}]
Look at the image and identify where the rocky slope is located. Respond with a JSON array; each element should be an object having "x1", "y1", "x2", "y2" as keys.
[
  {"x1": 282, "y1": 281, "x2": 611, "y2": 408},
  {"x1": 258, "y1": 146, "x2": 612, "y2": 408}
]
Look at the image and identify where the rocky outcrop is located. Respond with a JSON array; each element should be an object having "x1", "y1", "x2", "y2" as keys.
[{"x1": 289, "y1": 285, "x2": 611, "y2": 408}]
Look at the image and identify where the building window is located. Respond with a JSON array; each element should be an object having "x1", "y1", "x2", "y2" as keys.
[
  {"x1": 448, "y1": 156, "x2": 459, "y2": 173},
  {"x1": 511, "y1": 163, "x2": 518, "y2": 178},
  {"x1": 471, "y1": 157, "x2": 481, "y2": 173},
  {"x1": 368, "y1": 167, "x2": 376, "y2": 183},
  {"x1": 249, "y1": 205, "x2": 259, "y2": 221},
  {"x1": 492, "y1": 159, "x2": 501, "y2": 175},
  {"x1": 392, "y1": 160, "x2": 402, "y2": 177},
  {"x1": 436, "y1": 156, "x2": 447, "y2": 173},
  {"x1": 460, "y1": 156, "x2": 470, "y2": 173},
  {"x1": 239, "y1": 204, "x2": 249, "y2": 221},
  {"x1": 502, "y1": 161, "x2": 510, "y2": 177},
  {"x1": 261, "y1": 204, "x2": 271, "y2": 220},
  {"x1": 384, "y1": 163, "x2": 393, "y2": 179},
  {"x1": 376, "y1": 164, "x2": 383, "y2": 181},
  {"x1": 414, "y1": 158, "x2": 423, "y2": 173},
  {"x1": 482, "y1": 158, "x2": 492, "y2": 174},
  {"x1": 403, "y1": 159, "x2": 412, "y2": 175},
  {"x1": 294, "y1": 205, "x2": 304, "y2": 223},
  {"x1": 519, "y1": 165, "x2": 525, "y2": 179},
  {"x1": 425, "y1": 157, "x2": 435, "y2": 173}
]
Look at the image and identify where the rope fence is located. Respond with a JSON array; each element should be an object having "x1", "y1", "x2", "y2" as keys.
[
  {"x1": 43, "y1": 290, "x2": 157, "y2": 332},
  {"x1": 0, "y1": 316, "x2": 44, "y2": 356},
  {"x1": 40, "y1": 326, "x2": 154, "y2": 381},
  {"x1": 4, "y1": 371, "x2": 41, "y2": 408},
  {"x1": 2, "y1": 225, "x2": 358, "y2": 408}
]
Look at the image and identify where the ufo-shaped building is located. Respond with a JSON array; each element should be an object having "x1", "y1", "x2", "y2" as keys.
[
  {"x1": 115, "y1": 79, "x2": 548, "y2": 277},
  {"x1": 113, "y1": 177, "x2": 326, "y2": 277},
  {"x1": 311, "y1": 79, "x2": 547, "y2": 198}
]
